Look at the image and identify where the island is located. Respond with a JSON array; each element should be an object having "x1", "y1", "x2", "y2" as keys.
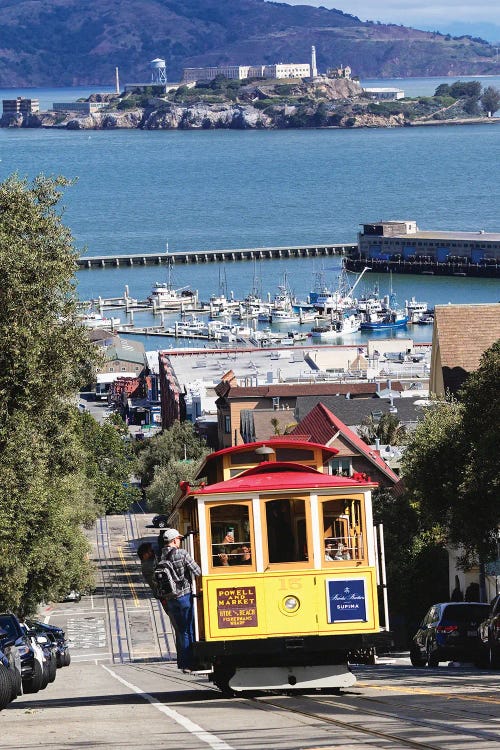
[{"x1": 2, "y1": 78, "x2": 499, "y2": 131}]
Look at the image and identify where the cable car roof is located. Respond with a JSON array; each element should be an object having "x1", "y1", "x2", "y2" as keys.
[
  {"x1": 194, "y1": 439, "x2": 339, "y2": 479},
  {"x1": 193, "y1": 461, "x2": 377, "y2": 495}
]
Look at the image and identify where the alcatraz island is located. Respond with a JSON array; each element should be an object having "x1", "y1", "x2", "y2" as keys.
[{"x1": 2, "y1": 51, "x2": 500, "y2": 131}]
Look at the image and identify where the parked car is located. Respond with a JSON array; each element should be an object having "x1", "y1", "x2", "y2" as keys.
[
  {"x1": 410, "y1": 602, "x2": 490, "y2": 667},
  {"x1": 0, "y1": 629, "x2": 22, "y2": 709},
  {"x1": 477, "y1": 594, "x2": 500, "y2": 668},
  {"x1": 0, "y1": 613, "x2": 47, "y2": 693},
  {"x1": 61, "y1": 589, "x2": 81, "y2": 603},
  {"x1": 26, "y1": 619, "x2": 71, "y2": 668}
]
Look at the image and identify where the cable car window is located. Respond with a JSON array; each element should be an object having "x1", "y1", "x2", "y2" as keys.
[
  {"x1": 265, "y1": 498, "x2": 308, "y2": 563},
  {"x1": 209, "y1": 503, "x2": 253, "y2": 568},
  {"x1": 321, "y1": 498, "x2": 364, "y2": 562},
  {"x1": 274, "y1": 448, "x2": 314, "y2": 463}
]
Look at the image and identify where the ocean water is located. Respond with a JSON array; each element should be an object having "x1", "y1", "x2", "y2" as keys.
[{"x1": 0, "y1": 80, "x2": 499, "y2": 348}]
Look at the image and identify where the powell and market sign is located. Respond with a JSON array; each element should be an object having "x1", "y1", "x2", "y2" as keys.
[{"x1": 326, "y1": 579, "x2": 367, "y2": 623}]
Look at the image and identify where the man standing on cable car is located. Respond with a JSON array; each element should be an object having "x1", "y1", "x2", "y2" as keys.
[{"x1": 160, "y1": 529, "x2": 201, "y2": 671}]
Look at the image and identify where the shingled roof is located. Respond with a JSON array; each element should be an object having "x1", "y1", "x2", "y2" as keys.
[
  {"x1": 290, "y1": 402, "x2": 399, "y2": 483},
  {"x1": 431, "y1": 304, "x2": 500, "y2": 394}
]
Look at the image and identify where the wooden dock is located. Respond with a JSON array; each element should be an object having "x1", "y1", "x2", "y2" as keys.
[{"x1": 77, "y1": 243, "x2": 356, "y2": 269}]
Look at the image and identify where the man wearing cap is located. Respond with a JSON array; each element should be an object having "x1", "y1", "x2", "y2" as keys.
[{"x1": 161, "y1": 529, "x2": 201, "y2": 671}]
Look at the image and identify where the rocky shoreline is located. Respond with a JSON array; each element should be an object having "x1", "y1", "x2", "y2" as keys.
[{"x1": 2, "y1": 78, "x2": 498, "y2": 131}]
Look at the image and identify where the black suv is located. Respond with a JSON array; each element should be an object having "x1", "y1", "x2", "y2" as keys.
[{"x1": 410, "y1": 602, "x2": 490, "y2": 667}]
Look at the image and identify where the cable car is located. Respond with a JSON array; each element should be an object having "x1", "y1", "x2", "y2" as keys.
[{"x1": 168, "y1": 439, "x2": 389, "y2": 693}]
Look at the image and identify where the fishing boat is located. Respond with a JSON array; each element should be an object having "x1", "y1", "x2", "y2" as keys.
[
  {"x1": 405, "y1": 297, "x2": 429, "y2": 323},
  {"x1": 310, "y1": 265, "x2": 370, "y2": 315},
  {"x1": 149, "y1": 257, "x2": 197, "y2": 309},
  {"x1": 360, "y1": 309, "x2": 409, "y2": 330},
  {"x1": 310, "y1": 312, "x2": 361, "y2": 340}
]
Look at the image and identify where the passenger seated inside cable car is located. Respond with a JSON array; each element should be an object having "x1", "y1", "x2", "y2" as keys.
[
  {"x1": 322, "y1": 497, "x2": 364, "y2": 563},
  {"x1": 210, "y1": 504, "x2": 253, "y2": 569}
]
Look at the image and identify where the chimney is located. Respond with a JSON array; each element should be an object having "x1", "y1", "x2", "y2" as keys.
[{"x1": 375, "y1": 438, "x2": 380, "y2": 451}]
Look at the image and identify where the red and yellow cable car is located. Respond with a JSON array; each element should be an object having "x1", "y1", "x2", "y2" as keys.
[{"x1": 169, "y1": 439, "x2": 388, "y2": 692}]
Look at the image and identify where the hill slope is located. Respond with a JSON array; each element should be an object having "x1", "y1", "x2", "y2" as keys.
[{"x1": 0, "y1": 0, "x2": 497, "y2": 86}]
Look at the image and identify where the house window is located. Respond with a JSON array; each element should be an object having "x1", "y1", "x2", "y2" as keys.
[
  {"x1": 329, "y1": 457, "x2": 352, "y2": 476},
  {"x1": 224, "y1": 415, "x2": 231, "y2": 433}
]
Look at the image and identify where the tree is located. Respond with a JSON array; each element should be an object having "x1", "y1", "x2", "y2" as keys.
[
  {"x1": 481, "y1": 86, "x2": 500, "y2": 115},
  {"x1": 357, "y1": 413, "x2": 407, "y2": 446},
  {"x1": 0, "y1": 174, "x2": 100, "y2": 613},
  {"x1": 402, "y1": 341, "x2": 500, "y2": 569},
  {"x1": 135, "y1": 421, "x2": 208, "y2": 492},
  {"x1": 76, "y1": 412, "x2": 140, "y2": 514}
]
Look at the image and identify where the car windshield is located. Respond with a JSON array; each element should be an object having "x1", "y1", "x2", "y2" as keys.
[
  {"x1": 442, "y1": 604, "x2": 489, "y2": 622},
  {"x1": 0, "y1": 617, "x2": 18, "y2": 640}
]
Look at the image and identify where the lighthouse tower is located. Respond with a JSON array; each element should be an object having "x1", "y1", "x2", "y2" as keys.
[{"x1": 311, "y1": 45, "x2": 318, "y2": 78}]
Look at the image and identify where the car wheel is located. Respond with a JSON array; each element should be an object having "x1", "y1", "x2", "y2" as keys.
[
  {"x1": 48, "y1": 656, "x2": 57, "y2": 683},
  {"x1": 0, "y1": 665, "x2": 13, "y2": 710},
  {"x1": 9, "y1": 666, "x2": 22, "y2": 700},
  {"x1": 63, "y1": 650, "x2": 71, "y2": 667},
  {"x1": 489, "y1": 646, "x2": 499, "y2": 669},
  {"x1": 410, "y1": 648, "x2": 426, "y2": 667},
  {"x1": 40, "y1": 662, "x2": 50, "y2": 690},
  {"x1": 22, "y1": 658, "x2": 44, "y2": 694},
  {"x1": 427, "y1": 645, "x2": 440, "y2": 667}
]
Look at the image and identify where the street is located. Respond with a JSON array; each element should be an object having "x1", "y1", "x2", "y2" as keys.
[{"x1": 1, "y1": 513, "x2": 499, "y2": 750}]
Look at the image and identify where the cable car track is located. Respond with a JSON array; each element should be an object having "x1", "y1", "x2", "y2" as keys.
[{"x1": 248, "y1": 692, "x2": 500, "y2": 750}]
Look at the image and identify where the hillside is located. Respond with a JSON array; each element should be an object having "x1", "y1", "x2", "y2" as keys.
[{"x1": 0, "y1": 0, "x2": 498, "y2": 86}]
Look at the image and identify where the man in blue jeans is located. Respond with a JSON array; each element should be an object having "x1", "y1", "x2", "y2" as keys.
[{"x1": 161, "y1": 529, "x2": 201, "y2": 671}]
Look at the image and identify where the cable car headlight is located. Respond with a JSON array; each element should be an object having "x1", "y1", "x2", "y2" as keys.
[{"x1": 282, "y1": 595, "x2": 300, "y2": 613}]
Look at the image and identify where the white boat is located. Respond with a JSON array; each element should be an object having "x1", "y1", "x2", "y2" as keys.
[
  {"x1": 311, "y1": 265, "x2": 370, "y2": 315},
  {"x1": 78, "y1": 312, "x2": 120, "y2": 329},
  {"x1": 149, "y1": 258, "x2": 197, "y2": 309},
  {"x1": 149, "y1": 282, "x2": 197, "y2": 310},
  {"x1": 310, "y1": 313, "x2": 361, "y2": 340},
  {"x1": 405, "y1": 297, "x2": 429, "y2": 323}
]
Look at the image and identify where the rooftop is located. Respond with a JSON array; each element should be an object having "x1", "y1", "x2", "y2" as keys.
[{"x1": 433, "y1": 303, "x2": 500, "y2": 372}]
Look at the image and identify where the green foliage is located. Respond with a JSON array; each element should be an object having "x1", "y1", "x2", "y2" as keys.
[
  {"x1": 135, "y1": 421, "x2": 208, "y2": 490},
  {"x1": 76, "y1": 412, "x2": 139, "y2": 514},
  {"x1": 372, "y1": 490, "x2": 448, "y2": 641},
  {"x1": 481, "y1": 86, "x2": 500, "y2": 114},
  {"x1": 117, "y1": 98, "x2": 137, "y2": 110},
  {"x1": 358, "y1": 413, "x2": 407, "y2": 446},
  {"x1": 0, "y1": 174, "x2": 101, "y2": 614},
  {"x1": 403, "y1": 342, "x2": 500, "y2": 567}
]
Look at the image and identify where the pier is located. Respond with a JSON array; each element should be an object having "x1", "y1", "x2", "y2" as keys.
[{"x1": 76, "y1": 243, "x2": 356, "y2": 269}]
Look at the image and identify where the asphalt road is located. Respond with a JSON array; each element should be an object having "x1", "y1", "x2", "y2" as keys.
[{"x1": 2, "y1": 513, "x2": 499, "y2": 749}]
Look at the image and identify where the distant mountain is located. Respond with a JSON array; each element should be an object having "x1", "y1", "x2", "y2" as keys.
[{"x1": 0, "y1": 0, "x2": 498, "y2": 86}]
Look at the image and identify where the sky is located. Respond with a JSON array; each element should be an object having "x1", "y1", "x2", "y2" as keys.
[{"x1": 279, "y1": 1, "x2": 500, "y2": 34}]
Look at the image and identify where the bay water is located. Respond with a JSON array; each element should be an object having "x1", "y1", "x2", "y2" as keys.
[{"x1": 1, "y1": 77, "x2": 499, "y2": 348}]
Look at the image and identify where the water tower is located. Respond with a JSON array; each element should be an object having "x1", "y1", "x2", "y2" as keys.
[{"x1": 150, "y1": 58, "x2": 167, "y2": 86}]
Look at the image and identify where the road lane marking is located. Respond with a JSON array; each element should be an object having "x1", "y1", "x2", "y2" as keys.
[
  {"x1": 357, "y1": 681, "x2": 500, "y2": 705},
  {"x1": 102, "y1": 665, "x2": 233, "y2": 750},
  {"x1": 117, "y1": 545, "x2": 140, "y2": 607}
]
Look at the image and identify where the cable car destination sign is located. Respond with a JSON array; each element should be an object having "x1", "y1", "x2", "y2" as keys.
[{"x1": 217, "y1": 586, "x2": 258, "y2": 628}]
